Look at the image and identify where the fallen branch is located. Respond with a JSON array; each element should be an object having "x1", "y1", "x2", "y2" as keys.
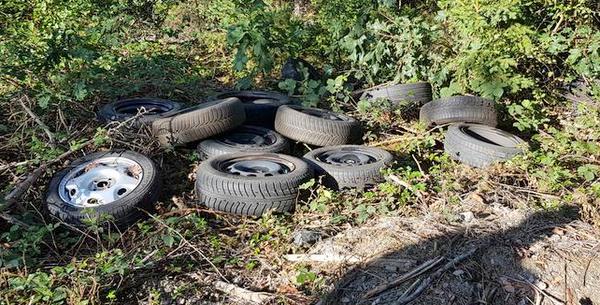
[
  {"x1": 363, "y1": 256, "x2": 444, "y2": 299},
  {"x1": 283, "y1": 254, "x2": 363, "y2": 263},
  {"x1": 214, "y1": 281, "x2": 273, "y2": 304},
  {"x1": 392, "y1": 247, "x2": 479, "y2": 305}
]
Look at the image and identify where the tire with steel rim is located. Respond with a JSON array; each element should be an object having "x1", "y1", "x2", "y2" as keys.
[
  {"x1": 195, "y1": 153, "x2": 313, "y2": 216},
  {"x1": 152, "y1": 97, "x2": 245, "y2": 147},
  {"x1": 419, "y1": 96, "x2": 497, "y2": 127},
  {"x1": 215, "y1": 91, "x2": 290, "y2": 128},
  {"x1": 97, "y1": 98, "x2": 182, "y2": 126},
  {"x1": 303, "y1": 145, "x2": 393, "y2": 189},
  {"x1": 274, "y1": 105, "x2": 362, "y2": 146},
  {"x1": 444, "y1": 123, "x2": 526, "y2": 168},
  {"x1": 197, "y1": 125, "x2": 289, "y2": 160},
  {"x1": 45, "y1": 150, "x2": 160, "y2": 227}
]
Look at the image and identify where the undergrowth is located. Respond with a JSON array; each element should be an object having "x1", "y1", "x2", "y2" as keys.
[{"x1": 0, "y1": 0, "x2": 598, "y2": 304}]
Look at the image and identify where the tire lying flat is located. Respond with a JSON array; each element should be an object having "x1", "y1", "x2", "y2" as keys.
[
  {"x1": 274, "y1": 105, "x2": 362, "y2": 146},
  {"x1": 97, "y1": 98, "x2": 182, "y2": 126},
  {"x1": 303, "y1": 145, "x2": 393, "y2": 189},
  {"x1": 45, "y1": 150, "x2": 160, "y2": 228},
  {"x1": 420, "y1": 96, "x2": 497, "y2": 127},
  {"x1": 215, "y1": 91, "x2": 290, "y2": 128},
  {"x1": 152, "y1": 98, "x2": 245, "y2": 147},
  {"x1": 360, "y1": 82, "x2": 432, "y2": 108},
  {"x1": 195, "y1": 153, "x2": 313, "y2": 216},
  {"x1": 444, "y1": 124, "x2": 526, "y2": 168},
  {"x1": 197, "y1": 125, "x2": 289, "y2": 160}
]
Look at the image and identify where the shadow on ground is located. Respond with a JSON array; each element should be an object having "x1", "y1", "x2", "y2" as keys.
[{"x1": 320, "y1": 205, "x2": 597, "y2": 305}]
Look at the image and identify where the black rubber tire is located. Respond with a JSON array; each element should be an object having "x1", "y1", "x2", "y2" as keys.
[
  {"x1": 197, "y1": 125, "x2": 289, "y2": 160},
  {"x1": 274, "y1": 105, "x2": 363, "y2": 146},
  {"x1": 195, "y1": 153, "x2": 313, "y2": 216},
  {"x1": 152, "y1": 98, "x2": 246, "y2": 147},
  {"x1": 215, "y1": 91, "x2": 290, "y2": 128},
  {"x1": 359, "y1": 82, "x2": 432, "y2": 107},
  {"x1": 303, "y1": 145, "x2": 393, "y2": 189},
  {"x1": 419, "y1": 96, "x2": 498, "y2": 127},
  {"x1": 97, "y1": 98, "x2": 183, "y2": 126},
  {"x1": 444, "y1": 124, "x2": 526, "y2": 168},
  {"x1": 45, "y1": 150, "x2": 160, "y2": 228}
]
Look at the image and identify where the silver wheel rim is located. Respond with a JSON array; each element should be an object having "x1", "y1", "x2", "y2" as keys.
[
  {"x1": 220, "y1": 157, "x2": 293, "y2": 177},
  {"x1": 58, "y1": 156, "x2": 143, "y2": 207},
  {"x1": 218, "y1": 129, "x2": 275, "y2": 147},
  {"x1": 316, "y1": 149, "x2": 377, "y2": 166}
]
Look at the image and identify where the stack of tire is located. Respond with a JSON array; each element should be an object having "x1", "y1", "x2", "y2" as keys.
[
  {"x1": 419, "y1": 96, "x2": 526, "y2": 168},
  {"x1": 46, "y1": 91, "x2": 396, "y2": 228},
  {"x1": 192, "y1": 91, "x2": 394, "y2": 217}
]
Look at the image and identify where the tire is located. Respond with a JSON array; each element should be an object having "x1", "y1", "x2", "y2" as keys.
[
  {"x1": 195, "y1": 153, "x2": 313, "y2": 216},
  {"x1": 197, "y1": 125, "x2": 289, "y2": 160},
  {"x1": 215, "y1": 91, "x2": 290, "y2": 128},
  {"x1": 97, "y1": 98, "x2": 182, "y2": 126},
  {"x1": 274, "y1": 105, "x2": 363, "y2": 146},
  {"x1": 303, "y1": 145, "x2": 393, "y2": 189},
  {"x1": 152, "y1": 98, "x2": 246, "y2": 147},
  {"x1": 45, "y1": 150, "x2": 160, "y2": 228},
  {"x1": 444, "y1": 124, "x2": 526, "y2": 168},
  {"x1": 360, "y1": 82, "x2": 432, "y2": 108},
  {"x1": 419, "y1": 96, "x2": 498, "y2": 127}
]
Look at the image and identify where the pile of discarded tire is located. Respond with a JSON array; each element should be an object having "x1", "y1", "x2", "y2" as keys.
[
  {"x1": 46, "y1": 84, "x2": 526, "y2": 228},
  {"x1": 46, "y1": 91, "x2": 393, "y2": 227}
]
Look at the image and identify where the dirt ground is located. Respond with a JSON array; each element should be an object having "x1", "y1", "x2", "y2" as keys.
[{"x1": 124, "y1": 192, "x2": 599, "y2": 305}]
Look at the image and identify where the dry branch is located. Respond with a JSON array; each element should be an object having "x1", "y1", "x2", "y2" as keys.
[
  {"x1": 392, "y1": 247, "x2": 479, "y2": 305},
  {"x1": 214, "y1": 281, "x2": 273, "y2": 304},
  {"x1": 19, "y1": 96, "x2": 56, "y2": 148},
  {"x1": 363, "y1": 256, "x2": 444, "y2": 299},
  {"x1": 283, "y1": 254, "x2": 363, "y2": 263}
]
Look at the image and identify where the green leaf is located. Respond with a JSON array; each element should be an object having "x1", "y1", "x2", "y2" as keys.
[{"x1": 161, "y1": 235, "x2": 175, "y2": 247}]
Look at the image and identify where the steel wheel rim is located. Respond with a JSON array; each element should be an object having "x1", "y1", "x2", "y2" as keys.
[
  {"x1": 316, "y1": 148, "x2": 377, "y2": 166},
  {"x1": 58, "y1": 157, "x2": 144, "y2": 207},
  {"x1": 218, "y1": 131, "x2": 275, "y2": 147},
  {"x1": 220, "y1": 156, "x2": 293, "y2": 177},
  {"x1": 115, "y1": 100, "x2": 173, "y2": 115}
]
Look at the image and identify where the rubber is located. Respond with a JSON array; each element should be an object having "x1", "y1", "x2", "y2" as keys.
[
  {"x1": 215, "y1": 91, "x2": 290, "y2": 128},
  {"x1": 195, "y1": 153, "x2": 313, "y2": 216},
  {"x1": 97, "y1": 98, "x2": 182, "y2": 126},
  {"x1": 419, "y1": 96, "x2": 498, "y2": 127},
  {"x1": 197, "y1": 125, "x2": 289, "y2": 160},
  {"x1": 45, "y1": 150, "x2": 160, "y2": 228},
  {"x1": 444, "y1": 124, "x2": 526, "y2": 168},
  {"x1": 274, "y1": 105, "x2": 363, "y2": 146},
  {"x1": 360, "y1": 82, "x2": 432, "y2": 107},
  {"x1": 303, "y1": 145, "x2": 394, "y2": 189},
  {"x1": 151, "y1": 98, "x2": 246, "y2": 147}
]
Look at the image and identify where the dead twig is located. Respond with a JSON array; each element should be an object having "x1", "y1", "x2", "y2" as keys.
[
  {"x1": 392, "y1": 247, "x2": 479, "y2": 305},
  {"x1": 283, "y1": 254, "x2": 363, "y2": 264},
  {"x1": 363, "y1": 256, "x2": 444, "y2": 299}
]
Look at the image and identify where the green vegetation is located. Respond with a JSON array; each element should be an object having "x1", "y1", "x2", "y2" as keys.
[{"x1": 1, "y1": 0, "x2": 599, "y2": 304}]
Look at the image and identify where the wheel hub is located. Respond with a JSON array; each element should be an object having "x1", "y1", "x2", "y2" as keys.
[
  {"x1": 58, "y1": 157, "x2": 143, "y2": 207},
  {"x1": 224, "y1": 159, "x2": 291, "y2": 177},
  {"x1": 318, "y1": 150, "x2": 376, "y2": 166},
  {"x1": 222, "y1": 132, "x2": 267, "y2": 146}
]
